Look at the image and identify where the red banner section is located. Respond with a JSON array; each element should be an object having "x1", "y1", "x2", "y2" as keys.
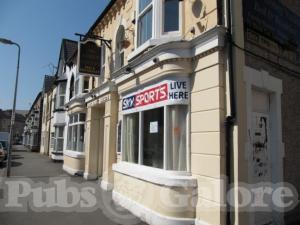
[{"x1": 122, "y1": 78, "x2": 189, "y2": 112}]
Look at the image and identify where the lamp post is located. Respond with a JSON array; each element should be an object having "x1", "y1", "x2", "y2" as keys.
[{"x1": 0, "y1": 38, "x2": 21, "y2": 177}]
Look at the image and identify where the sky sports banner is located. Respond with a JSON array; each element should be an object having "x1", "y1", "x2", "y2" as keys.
[{"x1": 122, "y1": 78, "x2": 189, "y2": 113}]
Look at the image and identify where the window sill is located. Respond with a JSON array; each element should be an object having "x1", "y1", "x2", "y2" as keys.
[
  {"x1": 128, "y1": 35, "x2": 182, "y2": 62},
  {"x1": 112, "y1": 162, "x2": 197, "y2": 187},
  {"x1": 64, "y1": 150, "x2": 85, "y2": 159}
]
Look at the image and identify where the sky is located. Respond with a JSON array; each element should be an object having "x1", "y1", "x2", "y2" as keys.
[{"x1": 0, "y1": 0, "x2": 110, "y2": 110}]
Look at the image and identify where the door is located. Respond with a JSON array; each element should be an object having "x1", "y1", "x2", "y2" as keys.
[{"x1": 251, "y1": 90, "x2": 273, "y2": 225}]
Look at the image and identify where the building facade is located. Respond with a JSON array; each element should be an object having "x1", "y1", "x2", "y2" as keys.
[
  {"x1": 70, "y1": 0, "x2": 228, "y2": 224},
  {"x1": 40, "y1": 75, "x2": 55, "y2": 156},
  {"x1": 32, "y1": 0, "x2": 300, "y2": 224},
  {"x1": 23, "y1": 92, "x2": 43, "y2": 151},
  {"x1": 0, "y1": 109, "x2": 26, "y2": 144},
  {"x1": 51, "y1": 39, "x2": 77, "y2": 161}
]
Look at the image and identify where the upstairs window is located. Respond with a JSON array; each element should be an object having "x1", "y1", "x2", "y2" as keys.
[
  {"x1": 100, "y1": 44, "x2": 106, "y2": 77},
  {"x1": 163, "y1": 0, "x2": 179, "y2": 33},
  {"x1": 137, "y1": 0, "x2": 153, "y2": 47},
  {"x1": 135, "y1": 0, "x2": 181, "y2": 50},
  {"x1": 56, "y1": 82, "x2": 66, "y2": 108},
  {"x1": 75, "y1": 78, "x2": 79, "y2": 96},
  {"x1": 83, "y1": 77, "x2": 89, "y2": 93},
  {"x1": 69, "y1": 75, "x2": 75, "y2": 100},
  {"x1": 115, "y1": 25, "x2": 125, "y2": 70}
]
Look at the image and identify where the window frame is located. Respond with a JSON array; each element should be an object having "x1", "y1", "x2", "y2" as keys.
[
  {"x1": 121, "y1": 104, "x2": 189, "y2": 172},
  {"x1": 83, "y1": 76, "x2": 89, "y2": 93},
  {"x1": 56, "y1": 82, "x2": 66, "y2": 109},
  {"x1": 54, "y1": 126, "x2": 64, "y2": 152},
  {"x1": 136, "y1": 0, "x2": 154, "y2": 47},
  {"x1": 133, "y1": 0, "x2": 182, "y2": 57},
  {"x1": 161, "y1": 0, "x2": 182, "y2": 36},
  {"x1": 66, "y1": 113, "x2": 86, "y2": 152}
]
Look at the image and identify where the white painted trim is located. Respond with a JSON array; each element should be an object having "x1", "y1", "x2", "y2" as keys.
[
  {"x1": 64, "y1": 150, "x2": 85, "y2": 159},
  {"x1": 115, "y1": 26, "x2": 226, "y2": 86},
  {"x1": 131, "y1": 0, "x2": 183, "y2": 61},
  {"x1": 63, "y1": 164, "x2": 83, "y2": 176},
  {"x1": 113, "y1": 191, "x2": 195, "y2": 225},
  {"x1": 128, "y1": 36, "x2": 182, "y2": 61},
  {"x1": 113, "y1": 162, "x2": 197, "y2": 187},
  {"x1": 100, "y1": 180, "x2": 113, "y2": 191},
  {"x1": 51, "y1": 153, "x2": 63, "y2": 161},
  {"x1": 83, "y1": 172, "x2": 98, "y2": 180},
  {"x1": 195, "y1": 219, "x2": 211, "y2": 225}
]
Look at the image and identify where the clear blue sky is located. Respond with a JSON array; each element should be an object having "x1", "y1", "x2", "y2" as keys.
[{"x1": 0, "y1": 0, "x2": 110, "y2": 110}]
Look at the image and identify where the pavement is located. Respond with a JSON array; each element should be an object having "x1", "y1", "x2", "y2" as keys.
[{"x1": 0, "y1": 145, "x2": 146, "y2": 225}]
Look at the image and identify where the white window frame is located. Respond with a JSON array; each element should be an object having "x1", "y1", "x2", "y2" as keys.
[
  {"x1": 54, "y1": 126, "x2": 64, "y2": 152},
  {"x1": 131, "y1": 0, "x2": 183, "y2": 60},
  {"x1": 66, "y1": 113, "x2": 86, "y2": 152},
  {"x1": 82, "y1": 76, "x2": 89, "y2": 93},
  {"x1": 121, "y1": 104, "x2": 190, "y2": 172},
  {"x1": 160, "y1": 0, "x2": 182, "y2": 36},
  {"x1": 136, "y1": 0, "x2": 154, "y2": 48},
  {"x1": 56, "y1": 82, "x2": 66, "y2": 109}
]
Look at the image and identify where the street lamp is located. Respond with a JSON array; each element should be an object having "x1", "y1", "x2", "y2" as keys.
[{"x1": 0, "y1": 38, "x2": 21, "y2": 177}]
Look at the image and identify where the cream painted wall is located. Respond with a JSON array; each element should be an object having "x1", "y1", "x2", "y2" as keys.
[
  {"x1": 114, "y1": 172, "x2": 196, "y2": 219},
  {"x1": 64, "y1": 155, "x2": 85, "y2": 172},
  {"x1": 190, "y1": 51, "x2": 226, "y2": 225}
]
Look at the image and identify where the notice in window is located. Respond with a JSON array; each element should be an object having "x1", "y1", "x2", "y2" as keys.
[{"x1": 149, "y1": 121, "x2": 158, "y2": 133}]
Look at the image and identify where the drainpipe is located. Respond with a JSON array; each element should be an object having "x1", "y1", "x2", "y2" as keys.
[{"x1": 223, "y1": 0, "x2": 236, "y2": 224}]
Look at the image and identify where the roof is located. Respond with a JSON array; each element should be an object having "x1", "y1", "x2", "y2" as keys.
[
  {"x1": 26, "y1": 92, "x2": 42, "y2": 118},
  {"x1": 56, "y1": 39, "x2": 78, "y2": 76},
  {"x1": 86, "y1": 0, "x2": 117, "y2": 36},
  {"x1": 43, "y1": 75, "x2": 56, "y2": 93},
  {"x1": 61, "y1": 39, "x2": 77, "y2": 62}
]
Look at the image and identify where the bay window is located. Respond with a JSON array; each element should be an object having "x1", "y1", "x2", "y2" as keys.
[
  {"x1": 163, "y1": 0, "x2": 180, "y2": 33},
  {"x1": 67, "y1": 113, "x2": 86, "y2": 152},
  {"x1": 136, "y1": 0, "x2": 181, "y2": 48},
  {"x1": 122, "y1": 105, "x2": 188, "y2": 171},
  {"x1": 54, "y1": 126, "x2": 64, "y2": 152}
]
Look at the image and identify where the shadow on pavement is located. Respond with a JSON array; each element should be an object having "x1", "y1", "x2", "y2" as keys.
[
  {"x1": 0, "y1": 161, "x2": 23, "y2": 168},
  {"x1": 11, "y1": 155, "x2": 24, "y2": 160}
]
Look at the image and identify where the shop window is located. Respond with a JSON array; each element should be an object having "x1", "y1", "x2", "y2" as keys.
[
  {"x1": 122, "y1": 105, "x2": 188, "y2": 171},
  {"x1": 122, "y1": 113, "x2": 139, "y2": 163},
  {"x1": 67, "y1": 113, "x2": 85, "y2": 152},
  {"x1": 115, "y1": 25, "x2": 125, "y2": 70},
  {"x1": 143, "y1": 107, "x2": 164, "y2": 168},
  {"x1": 166, "y1": 105, "x2": 187, "y2": 170},
  {"x1": 116, "y1": 121, "x2": 122, "y2": 153}
]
